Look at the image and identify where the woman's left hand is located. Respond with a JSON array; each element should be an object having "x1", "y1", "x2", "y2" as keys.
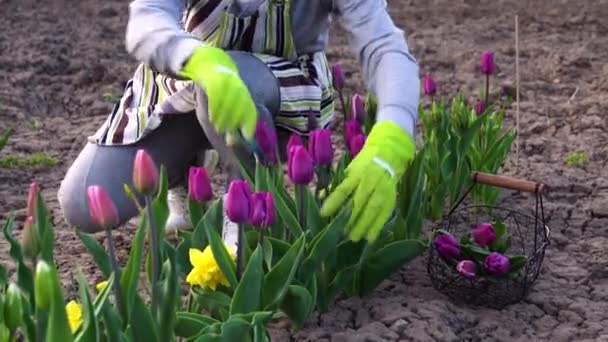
[{"x1": 320, "y1": 121, "x2": 415, "y2": 242}]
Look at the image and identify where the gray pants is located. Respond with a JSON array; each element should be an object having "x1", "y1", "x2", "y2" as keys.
[{"x1": 58, "y1": 52, "x2": 290, "y2": 233}]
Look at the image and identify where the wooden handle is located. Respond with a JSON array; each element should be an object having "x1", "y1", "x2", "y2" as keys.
[{"x1": 471, "y1": 172, "x2": 546, "y2": 194}]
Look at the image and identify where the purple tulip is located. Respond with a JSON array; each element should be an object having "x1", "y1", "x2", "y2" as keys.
[
  {"x1": 433, "y1": 234, "x2": 460, "y2": 259},
  {"x1": 287, "y1": 146, "x2": 314, "y2": 185},
  {"x1": 332, "y1": 63, "x2": 345, "y2": 91},
  {"x1": 456, "y1": 260, "x2": 478, "y2": 279},
  {"x1": 480, "y1": 51, "x2": 496, "y2": 75},
  {"x1": 475, "y1": 100, "x2": 486, "y2": 115},
  {"x1": 423, "y1": 74, "x2": 437, "y2": 96},
  {"x1": 255, "y1": 121, "x2": 278, "y2": 164},
  {"x1": 472, "y1": 223, "x2": 496, "y2": 247},
  {"x1": 188, "y1": 167, "x2": 213, "y2": 202},
  {"x1": 250, "y1": 192, "x2": 275, "y2": 228},
  {"x1": 345, "y1": 119, "x2": 363, "y2": 147},
  {"x1": 350, "y1": 94, "x2": 366, "y2": 123},
  {"x1": 286, "y1": 133, "x2": 303, "y2": 157},
  {"x1": 225, "y1": 180, "x2": 252, "y2": 224},
  {"x1": 348, "y1": 134, "x2": 366, "y2": 158},
  {"x1": 484, "y1": 252, "x2": 510, "y2": 276},
  {"x1": 309, "y1": 128, "x2": 334, "y2": 166}
]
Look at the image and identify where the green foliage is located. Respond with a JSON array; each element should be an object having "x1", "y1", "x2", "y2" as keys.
[
  {"x1": 563, "y1": 151, "x2": 589, "y2": 168},
  {"x1": 0, "y1": 152, "x2": 59, "y2": 169}
]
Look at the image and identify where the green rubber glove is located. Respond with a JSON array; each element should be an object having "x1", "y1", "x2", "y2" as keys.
[
  {"x1": 180, "y1": 46, "x2": 257, "y2": 139},
  {"x1": 320, "y1": 121, "x2": 415, "y2": 242}
]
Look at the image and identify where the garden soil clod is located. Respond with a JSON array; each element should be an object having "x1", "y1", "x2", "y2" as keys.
[{"x1": 1, "y1": 0, "x2": 608, "y2": 340}]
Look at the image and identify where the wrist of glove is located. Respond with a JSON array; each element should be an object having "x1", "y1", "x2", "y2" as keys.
[
  {"x1": 180, "y1": 46, "x2": 257, "y2": 139},
  {"x1": 320, "y1": 121, "x2": 415, "y2": 242}
]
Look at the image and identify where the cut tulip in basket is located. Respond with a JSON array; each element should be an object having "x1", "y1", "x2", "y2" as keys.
[{"x1": 427, "y1": 172, "x2": 550, "y2": 309}]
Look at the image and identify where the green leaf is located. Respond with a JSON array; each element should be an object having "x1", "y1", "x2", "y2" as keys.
[
  {"x1": 120, "y1": 217, "x2": 147, "y2": 321},
  {"x1": 75, "y1": 271, "x2": 99, "y2": 342},
  {"x1": 254, "y1": 162, "x2": 269, "y2": 191},
  {"x1": 152, "y1": 166, "x2": 170, "y2": 237},
  {"x1": 45, "y1": 266, "x2": 74, "y2": 342},
  {"x1": 262, "y1": 238, "x2": 273, "y2": 270},
  {"x1": 359, "y1": 240, "x2": 427, "y2": 296},
  {"x1": 176, "y1": 232, "x2": 193, "y2": 276},
  {"x1": 230, "y1": 246, "x2": 264, "y2": 315},
  {"x1": 267, "y1": 180, "x2": 302, "y2": 237},
  {"x1": 0, "y1": 128, "x2": 13, "y2": 152},
  {"x1": 34, "y1": 193, "x2": 55, "y2": 263},
  {"x1": 219, "y1": 317, "x2": 252, "y2": 342},
  {"x1": 266, "y1": 237, "x2": 290, "y2": 262},
  {"x1": 325, "y1": 264, "x2": 359, "y2": 309},
  {"x1": 300, "y1": 208, "x2": 349, "y2": 276},
  {"x1": 129, "y1": 295, "x2": 160, "y2": 342},
  {"x1": 303, "y1": 186, "x2": 322, "y2": 236},
  {"x1": 77, "y1": 230, "x2": 112, "y2": 278},
  {"x1": 193, "y1": 288, "x2": 232, "y2": 313},
  {"x1": 203, "y1": 198, "x2": 224, "y2": 236},
  {"x1": 509, "y1": 255, "x2": 527, "y2": 273},
  {"x1": 278, "y1": 285, "x2": 313, "y2": 329},
  {"x1": 262, "y1": 235, "x2": 305, "y2": 309},
  {"x1": 204, "y1": 222, "x2": 238, "y2": 289},
  {"x1": 174, "y1": 312, "x2": 219, "y2": 339},
  {"x1": 461, "y1": 244, "x2": 492, "y2": 261},
  {"x1": 159, "y1": 248, "x2": 180, "y2": 342},
  {"x1": 189, "y1": 198, "x2": 205, "y2": 231},
  {"x1": 2, "y1": 216, "x2": 34, "y2": 303}
]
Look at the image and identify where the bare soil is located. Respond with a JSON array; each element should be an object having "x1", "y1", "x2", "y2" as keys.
[{"x1": 1, "y1": 0, "x2": 608, "y2": 340}]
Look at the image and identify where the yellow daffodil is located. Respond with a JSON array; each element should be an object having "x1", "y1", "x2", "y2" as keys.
[
  {"x1": 186, "y1": 245, "x2": 235, "y2": 291},
  {"x1": 65, "y1": 300, "x2": 82, "y2": 333},
  {"x1": 96, "y1": 281, "x2": 108, "y2": 292}
]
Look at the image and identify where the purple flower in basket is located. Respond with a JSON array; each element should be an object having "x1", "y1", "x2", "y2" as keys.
[
  {"x1": 433, "y1": 234, "x2": 460, "y2": 259},
  {"x1": 472, "y1": 223, "x2": 496, "y2": 248},
  {"x1": 484, "y1": 252, "x2": 510, "y2": 276},
  {"x1": 456, "y1": 260, "x2": 477, "y2": 279}
]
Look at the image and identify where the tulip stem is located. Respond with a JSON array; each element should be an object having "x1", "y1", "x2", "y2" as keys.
[
  {"x1": 338, "y1": 90, "x2": 347, "y2": 139},
  {"x1": 484, "y1": 74, "x2": 490, "y2": 107},
  {"x1": 145, "y1": 196, "x2": 161, "y2": 319},
  {"x1": 296, "y1": 185, "x2": 307, "y2": 231},
  {"x1": 236, "y1": 223, "x2": 244, "y2": 280},
  {"x1": 105, "y1": 227, "x2": 124, "y2": 318}
]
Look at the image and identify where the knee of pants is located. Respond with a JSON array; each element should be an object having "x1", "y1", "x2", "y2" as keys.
[{"x1": 57, "y1": 143, "x2": 139, "y2": 234}]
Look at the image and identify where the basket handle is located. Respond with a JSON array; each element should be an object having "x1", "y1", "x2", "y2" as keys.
[{"x1": 471, "y1": 172, "x2": 546, "y2": 194}]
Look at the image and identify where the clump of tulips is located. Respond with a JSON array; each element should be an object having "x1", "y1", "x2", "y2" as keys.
[{"x1": 432, "y1": 222, "x2": 527, "y2": 280}]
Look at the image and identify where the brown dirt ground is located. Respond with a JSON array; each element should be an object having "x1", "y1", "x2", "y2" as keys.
[{"x1": 2, "y1": 0, "x2": 608, "y2": 340}]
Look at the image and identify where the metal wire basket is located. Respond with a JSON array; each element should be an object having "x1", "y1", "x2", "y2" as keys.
[{"x1": 427, "y1": 172, "x2": 550, "y2": 310}]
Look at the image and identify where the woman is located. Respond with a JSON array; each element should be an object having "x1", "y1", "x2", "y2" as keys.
[{"x1": 58, "y1": 0, "x2": 420, "y2": 243}]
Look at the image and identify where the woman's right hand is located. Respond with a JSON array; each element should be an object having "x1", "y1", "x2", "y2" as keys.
[{"x1": 180, "y1": 46, "x2": 258, "y2": 140}]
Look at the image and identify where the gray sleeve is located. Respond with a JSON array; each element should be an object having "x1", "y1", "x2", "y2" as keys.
[
  {"x1": 333, "y1": 0, "x2": 420, "y2": 137},
  {"x1": 125, "y1": 0, "x2": 205, "y2": 78}
]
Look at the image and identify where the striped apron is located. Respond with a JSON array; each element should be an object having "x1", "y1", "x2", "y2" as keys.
[{"x1": 91, "y1": 0, "x2": 335, "y2": 146}]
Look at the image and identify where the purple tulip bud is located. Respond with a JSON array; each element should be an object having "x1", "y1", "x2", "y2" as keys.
[
  {"x1": 484, "y1": 252, "x2": 510, "y2": 276},
  {"x1": 225, "y1": 180, "x2": 252, "y2": 224},
  {"x1": 286, "y1": 133, "x2": 303, "y2": 157},
  {"x1": 348, "y1": 134, "x2": 366, "y2": 158},
  {"x1": 250, "y1": 192, "x2": 275, "y2": 228},
  {"x1": 456, "y1": 260, "x2": 478, "y2": 279},
  {"x1": 433, "y1": 234, "x2": 460, "y2": 259},
  {"x1": 87, "y1": 186, "x2": 119, "y2": 229},
  {"x1": 472, "y1": 223, "x2": 496, "y2": 247},
  {"x1": 255, "y1": 121, "x2": 278, "y2": 165},
  {"x1": 475, "y1": 100, "x2": 486, "y2": 115},
  {"x1": 133, "y1": 149, "x2": 159, "y2": 195},
  {"x1": 480, "y1": 51, "x2": 496, "y2": 75},
  {"x1": 309, "y1": 128, "x2": 334, "y2": 166},
  {"x1": 423, "y1": 74, "x2": 437, "y2": 96},
  {"x1": 345, "y1": 119, "x2": 363, "y2": 148},
  {"x1": 350, "y1": 94, "x2": 366, "y2": 123},
  {"x1": 332, "y1": 63, "x2": 345, "y2": 91},
  {"x1": 288, "y1": 146, "x2": 314, "y2": 185},
  {"x1": 188, "y1": 167, "x2": 213, "y2": 202}
]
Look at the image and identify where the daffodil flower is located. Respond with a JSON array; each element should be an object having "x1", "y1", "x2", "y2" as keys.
[
  {"x1": 65, "y1": 300, "x2": 82, "y2": 333},
  {"x1": 96, "y1": 280, "x2": 108, "y2": 292},
  {"x1": 186, "y1": 246, "x2": 235, "y2": 291}
]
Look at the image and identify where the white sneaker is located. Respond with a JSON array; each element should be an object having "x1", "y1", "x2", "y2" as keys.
[
  {"x1": 165, "y1": 186, "x2": 193, "y2": 235},
  {"x1": 221, "y1": 193, "x2": 239, "y2": 251}
]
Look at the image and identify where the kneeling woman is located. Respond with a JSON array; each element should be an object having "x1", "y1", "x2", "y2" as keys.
[{"x1": 58, "y1": 0, "x2": 421, "y2": 242}]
